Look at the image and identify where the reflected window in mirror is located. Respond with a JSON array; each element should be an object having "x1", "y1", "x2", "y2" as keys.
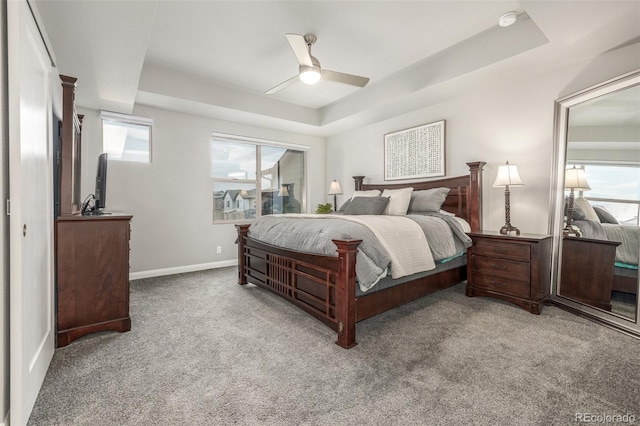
[{"x1": 567, "y1": 163, "x2": 640, "y2": 226}]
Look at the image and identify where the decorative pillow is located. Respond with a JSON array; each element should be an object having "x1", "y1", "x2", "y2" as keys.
[
  {"x1": 574, "y1": 196, "x2": 600, "y2": 222},
  {"x1": 337, "y1": 198, "x2": 352, "y2": 212},
  {"x1": 408, "y1": 187, "x2": 451, "y2": 212},
  {"x1": 352, "y1": 190, "x2": 381, "y2": 198},
  {"x1": 593, "y1": 205, "x2": 619, "y2": 224},
  {"x1": 343, "y1": 196, "x2": 389, "y2": 215},
  {"x1": 381, "y1": 187, "x2": 413, "y2": 215}
]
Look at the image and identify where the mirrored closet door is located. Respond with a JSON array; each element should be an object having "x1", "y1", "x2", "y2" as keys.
[{"x1": 551, "y1": 70, "x2": 640, "y2": 334}]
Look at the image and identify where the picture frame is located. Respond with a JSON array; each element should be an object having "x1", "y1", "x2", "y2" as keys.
[{"x1": 384, "y1": 120, "x2": 445, "y2": 181}]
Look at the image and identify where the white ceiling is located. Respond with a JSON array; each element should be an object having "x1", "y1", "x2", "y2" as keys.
[{"x1": 34, "y1": 0, "x2": 640, "y2": 137}]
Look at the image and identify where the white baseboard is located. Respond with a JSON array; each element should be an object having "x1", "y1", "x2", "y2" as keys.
[{"x1": 129, "y1": 259, "x2": 237, "y2": 280}]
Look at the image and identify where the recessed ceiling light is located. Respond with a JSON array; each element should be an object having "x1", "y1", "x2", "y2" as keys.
[{"x1": 499, "y1": 11, "x2": 518, "y2": 27}]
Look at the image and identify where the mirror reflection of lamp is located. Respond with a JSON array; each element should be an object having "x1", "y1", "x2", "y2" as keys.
[
  {"x1": 493, "y1": 161, "x2": 524, "y2": 235},
  {"x1": 564, "y1": 166, "x2": 591, "y2": 237},
  {"x1": 278, "y1": 185, "x2": 289, "y2": 213},
  {"x1": 328, "y1": 180, "x2": 343, "y2": 211}
]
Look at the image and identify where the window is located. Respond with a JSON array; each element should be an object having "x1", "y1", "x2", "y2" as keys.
[
  {"x1": 101, "y1": 111, "x2": 152, "y2": 163},
  {"x1": 211, "y1": 134, "x2": 307, "y2": 223},
  {"x1": 569, "y1": 163, "x2": 640, "y2": 225}
]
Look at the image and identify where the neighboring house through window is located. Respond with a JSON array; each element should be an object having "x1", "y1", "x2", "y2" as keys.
[{"x1": 211, "y1": 134, "x2": 307, "y2": 223}]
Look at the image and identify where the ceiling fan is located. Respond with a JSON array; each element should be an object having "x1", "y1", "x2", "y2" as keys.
[{"x1": 265, "y1": 33, "x2": 370, "y2": 95}]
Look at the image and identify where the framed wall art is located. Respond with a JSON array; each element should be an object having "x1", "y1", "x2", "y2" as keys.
[{"x1": 384, "y1": 120, "x2": 445, "y2": 180}]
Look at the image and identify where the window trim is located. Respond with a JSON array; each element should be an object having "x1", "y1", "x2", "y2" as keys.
[{"x1": 100, "y1": 110, "x2": 153, "y2": 163}]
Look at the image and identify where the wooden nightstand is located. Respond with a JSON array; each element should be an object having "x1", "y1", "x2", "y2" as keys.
[
  {"x1": 560, "y1": 237, "x2": 620, "y2": 311},
  {"x1": 466, "y1": 231, "x2": 552, "y2": 314}
]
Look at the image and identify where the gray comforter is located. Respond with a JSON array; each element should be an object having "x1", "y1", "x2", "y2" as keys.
[
  {"x1": 573, "y1": 219, "x2": 640, "y2": 266},
  {"x1": 247, "y1": 213, "x2": 472, "y2": 292}
]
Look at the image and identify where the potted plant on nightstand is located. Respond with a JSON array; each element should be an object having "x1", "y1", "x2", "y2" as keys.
[{"x1": 315, "y1": 203, "x2": 333, "y2": 214}]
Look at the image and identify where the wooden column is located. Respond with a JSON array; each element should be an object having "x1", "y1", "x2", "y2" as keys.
[
  {"x1": 236, "y1": 224, "x2": 250, "y2": 285},
  {"x1": 466, "y1": 161, "x2": 485, "y2": 232},
  {"x1": 352, "y1": 176, "x2": 365, "y2": 191},
  {"x1": 333, "y1": 239, "x2": 361, "y2": 349}
]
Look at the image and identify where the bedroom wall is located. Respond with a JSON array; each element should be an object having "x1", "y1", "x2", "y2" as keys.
[
  {"x1": 326, "y1": 42, "x2": 640, "y2": 235},
  {"x1": 77, "y1": 105, "x2": 326, "y2": 276},
  {"x1": 0, "y1": 1, "x2": 8, "y2": 422}
]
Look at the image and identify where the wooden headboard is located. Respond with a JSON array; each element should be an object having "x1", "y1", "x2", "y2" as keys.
[{"x1": 352, "y1": 162, "x2": 485, "y2": 231}]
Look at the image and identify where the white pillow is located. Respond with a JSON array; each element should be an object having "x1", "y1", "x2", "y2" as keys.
[
  {"x1": 574, "y1": 196, "x2": 600, "y2": 222},
  {"x1": 381, "y1": 187, "x2": 414, "y2": 215},
  {"x1": 351, "y1": 189, "x2": 381, "y2": 199}
]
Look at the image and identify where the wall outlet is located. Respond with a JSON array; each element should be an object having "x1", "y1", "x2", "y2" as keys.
[{"x1": 216, "y1": 246, "x2": 222, "y2": 254}]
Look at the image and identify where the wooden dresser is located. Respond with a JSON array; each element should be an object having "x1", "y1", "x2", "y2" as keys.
[
  {"x1": 560, "y1": 237, "x2": 620, "y2": 311},
  {"x1": 56, "y1": 213, "x2": 132, "y2": 347},
  {"x1": 466, "y1": 231, "x2": 552, "y2": 314}
]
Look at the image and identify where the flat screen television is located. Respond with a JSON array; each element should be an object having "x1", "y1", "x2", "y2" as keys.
[{"x1": 94, "y1": 153, "x2": 108, "y2": 213}]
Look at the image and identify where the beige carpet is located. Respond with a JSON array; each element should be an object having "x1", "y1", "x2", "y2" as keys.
[{"x1": 28, "y1": 267, "x2": 640, "y2": 425}]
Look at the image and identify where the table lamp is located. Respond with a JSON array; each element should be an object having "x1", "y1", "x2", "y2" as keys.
[
  {"x1": 493, "y1": 161, "x2": 524, "y2": 235},
  {"x1": 564, "y1": 166, "x2": 591, "y2": 236},
  {"x1": 328, "y1": 180, "x2": 343, "y2": 211}
]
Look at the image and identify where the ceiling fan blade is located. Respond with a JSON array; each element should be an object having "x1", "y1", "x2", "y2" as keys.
[
  {"x1": 265, "y1": 75, "x2": 299, "y2": 95},
  {"x1": 322, "y1": 70, "x2": 370, "y2": 87},
  {"x1": 285, "y1": 33, "x2": 313, "y2": 67}
]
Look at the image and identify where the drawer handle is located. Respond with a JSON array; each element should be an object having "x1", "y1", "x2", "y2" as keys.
[
  {"x1": 490, "y1": 280, "x2": 506, "y2": 287},
  {"x1": 490, "y1": 263, "x2": 507, "y2": 271},
  {"x1": 493, "y1": 248, "x2": 508, "y2": 254}
]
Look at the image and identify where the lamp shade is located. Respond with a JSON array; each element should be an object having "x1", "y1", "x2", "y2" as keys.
[
  {"x1": 564, "y1": 167, "x2": 591, "y2": 191},
  {"x1": 278, "y1": 185, "x2": 289, "y2": 197},
  {"x1": 493, "y1": 162, "x2": 524, "y2": 187},
  {"x1": 328, "y1": 180, "x2": 343, "y2": 195}
]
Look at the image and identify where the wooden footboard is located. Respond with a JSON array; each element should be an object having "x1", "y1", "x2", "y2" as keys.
[{"x1": 237, "y1": 224, "x2": 361, "y2": 348}]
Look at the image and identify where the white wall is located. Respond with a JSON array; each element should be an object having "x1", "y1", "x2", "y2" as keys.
[
  {"x1": 78, "y1": 105, "x2": 326, "y2": 276},
  {"x1": 327, "y1": 43, "x2": 640, "y2": 235},
  {"x1": 0, "y1": 1, "x2": 8, "y2": 422}
]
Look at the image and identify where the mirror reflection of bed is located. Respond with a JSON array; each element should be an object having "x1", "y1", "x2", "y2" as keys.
[{"x1": 559, "y1": 82, "x2": 640, "y2": 321}]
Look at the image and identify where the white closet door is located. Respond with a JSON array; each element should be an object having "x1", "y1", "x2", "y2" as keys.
[{"x1": 8, "y1": 1, "x2": 55, "y2": 424}]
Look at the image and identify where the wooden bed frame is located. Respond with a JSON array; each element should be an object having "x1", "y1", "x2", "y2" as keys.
[
  {"x1": 613, "y1": 271, "x2": 638, "y2": 295},
  {"x1": 236, "y1": 162, "x2": 485, "y2": 348}
]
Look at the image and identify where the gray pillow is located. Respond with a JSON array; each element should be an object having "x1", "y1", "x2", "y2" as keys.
[
  {"x1": 337, "y1": 198, "x2": 352, "y2": 212},
  {"x1": 408, "y1": 187, "x2": 450, "y2": 212},
  {"x1": 343, "y1": 196, "x2": 389, "y2": 215},
  {"x1": 593, "y1": 206, "x2": 619, "y2": 224}
]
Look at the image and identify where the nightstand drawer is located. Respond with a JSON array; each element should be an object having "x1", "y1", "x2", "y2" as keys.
[
  {"x1": 471, "y1": 255, "x2": 530, "y2": 281},
  {"x1": 472, "y1": 272, "x2": 531, "y2": 299},
  {"x1": 473, "y1": 239, "x2": 530, "y2": 262}
]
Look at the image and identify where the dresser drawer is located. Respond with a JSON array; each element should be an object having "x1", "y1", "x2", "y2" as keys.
[
  {"x1": 473, "y1": 239, "x2": 531, "y2": 262},
  {"x1": 472, "y1": 271, "x2": 531, "y2": 299},
  {"x1": 471, "y1": 255, "x2": 530, "y2": 281}
]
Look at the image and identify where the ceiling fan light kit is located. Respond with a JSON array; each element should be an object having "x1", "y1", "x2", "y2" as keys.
[
  {"x1": 299, "y1": 65, "x2": 321, "y2": 85},
  {"x1": 265, "y1": 33, "x2": 370, "y2": 94}
]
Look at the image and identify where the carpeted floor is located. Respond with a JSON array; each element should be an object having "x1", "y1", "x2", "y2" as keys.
[{"x1": 28, "y1": 267, "x2": 640, "y2": 425}]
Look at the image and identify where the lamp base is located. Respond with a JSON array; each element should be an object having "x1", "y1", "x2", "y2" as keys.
[
  {"x1": 499, "y1": 223, "x2": 520, "y2": 236},
  {"x1": 563, "y1": 225, "x2": 581, "y2": 237}
]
